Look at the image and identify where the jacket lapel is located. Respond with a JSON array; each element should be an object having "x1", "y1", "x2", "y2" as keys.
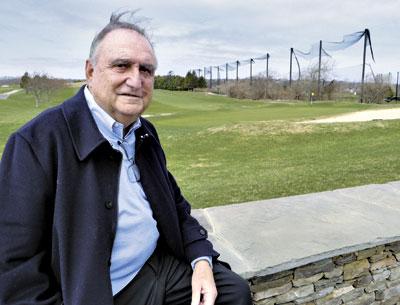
[{"x1": 61, "y1": 86, "x2": 108, "y2": 161}]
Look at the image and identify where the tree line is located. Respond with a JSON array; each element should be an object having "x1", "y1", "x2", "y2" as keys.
[{"x1": 154, "y1": 71, "x2": 207, "y2": 90}]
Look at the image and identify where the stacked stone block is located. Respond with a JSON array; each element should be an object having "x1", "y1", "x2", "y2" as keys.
[{"x1": 249, "y1": 241, "x2": 400, "y2": 305}]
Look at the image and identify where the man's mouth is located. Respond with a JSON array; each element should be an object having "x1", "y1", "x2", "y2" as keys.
[{"x1": 119, "y1": 93, "x2": 142, "y2": 98}]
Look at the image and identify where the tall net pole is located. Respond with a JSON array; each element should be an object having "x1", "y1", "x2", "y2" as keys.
[
  {"x1": 265, "y1": 53, "x2": 270, "y2": 99},
  {"x1": 250, "y1": 59, "x2": 254, "y2": 85},
  {"x1": 396, "y1": 72, "x2": 399, "y2": 99},
  {"x1": 317, "y1": 40, "x2": 322, "y2": 99},
  {"x1": 289, "y1": 48, "x2": 293, "y2": 87},
  {"x1": 209, "y1": 66, "x2": 212, "y2": 89},
  {"x1": 236, "y1": 61, "x2": 239, "y2": 83},
  {"x1": 226, "y1": 63, "x2": 228, "y2": 83},
  {"x1": 360, "y1": 29, "x2": 368, "y2": 103}
]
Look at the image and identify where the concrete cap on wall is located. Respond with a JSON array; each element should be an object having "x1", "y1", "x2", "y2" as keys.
[{"x1": 192, "y1": 181, "x2": 400, "y2": 279}]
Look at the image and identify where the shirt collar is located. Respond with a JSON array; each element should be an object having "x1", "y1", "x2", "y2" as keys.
[{"x1": 84, "y1": 86, "x2": 141, "y2": 141}]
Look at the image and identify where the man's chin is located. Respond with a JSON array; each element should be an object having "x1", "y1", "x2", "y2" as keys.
[
  {"x1": 120, "y1": 104, "x2": 146, "y2": 117},
  {"x1": 115, "y1": 98, "x2": 150, "y2": 118},
  {"x1": 113, "y1": 108, "x2": 144, "y2": 125}
]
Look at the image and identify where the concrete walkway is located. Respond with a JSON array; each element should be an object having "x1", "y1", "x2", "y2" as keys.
[
  {"x1": 0, "y1": 89, "x2": 22, "y2": 100},
  {"x1": 192, "y1": 181, "x2": 400, "y2": 279}
]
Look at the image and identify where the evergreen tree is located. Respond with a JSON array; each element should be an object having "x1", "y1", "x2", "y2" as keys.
[{"x1": 20, "y1": 72, "x2": 30, "y2": 92}]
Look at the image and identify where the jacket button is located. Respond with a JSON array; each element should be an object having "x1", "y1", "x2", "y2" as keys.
[
  {"x1": 105, "y1": 201, "x2": 113, "y2": 209},
  {"x1": 199, "y1": 229, "x2": 206, "y2": 236}
]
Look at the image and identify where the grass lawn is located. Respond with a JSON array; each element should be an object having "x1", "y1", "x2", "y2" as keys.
[{"x1": 1, "y1": 87, "x2": 400, "y2": 208}]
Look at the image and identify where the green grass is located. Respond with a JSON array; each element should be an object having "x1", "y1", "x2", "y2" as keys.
[
  {"x1": 2, "y1": 88, "x2": 400, "y2": 208},
  {"x1": 0, "y1": 87, "x2": 77, "y2": 153}
]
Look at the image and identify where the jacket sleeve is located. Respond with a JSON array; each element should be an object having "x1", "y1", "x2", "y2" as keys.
[{"x1": 0, "y1": 133, "x2": 62, "y2": 305}]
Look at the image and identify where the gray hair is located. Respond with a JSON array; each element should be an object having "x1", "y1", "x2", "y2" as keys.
[{"x1": 89, "y1": 10, "x2": 155, "y2": 65}]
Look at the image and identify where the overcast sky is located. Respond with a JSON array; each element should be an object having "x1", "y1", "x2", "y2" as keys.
[{"x1": 1, "y1": 0, "x2": 399, "y2": 82}]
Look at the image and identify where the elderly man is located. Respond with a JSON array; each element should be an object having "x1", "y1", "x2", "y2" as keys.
[{"x1": 0, "y1": 11, "x2": 252, "y2": 305}]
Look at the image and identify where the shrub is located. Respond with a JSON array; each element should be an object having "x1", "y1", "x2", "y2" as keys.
[{"x1": 362, "y1": 74, "x2": 393, "y2": 103}]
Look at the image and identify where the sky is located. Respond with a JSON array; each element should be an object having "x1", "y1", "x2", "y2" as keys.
[{"x1": 1, "y1": 0, "x2": 399, "y2": 82}]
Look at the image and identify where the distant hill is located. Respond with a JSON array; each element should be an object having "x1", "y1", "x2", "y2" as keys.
[
  {"x1": 0, "y1": 76, "x2": 85, "y2": 86},
  {"x1": 0, "y1": 76, "x2": 20, "y2": 85}
]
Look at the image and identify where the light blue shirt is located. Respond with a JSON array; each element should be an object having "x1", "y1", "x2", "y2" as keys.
[{"x1": 84, "y1": 87, "x2": 159, "y2": 295}]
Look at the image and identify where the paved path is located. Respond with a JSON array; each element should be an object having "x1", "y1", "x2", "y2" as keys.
[
  {"x1": 0, "y1": 89, "x2": 22, "y2": 100},
  {"x1": 193, "y1": 181, "x2": 400, "y2": 278}
]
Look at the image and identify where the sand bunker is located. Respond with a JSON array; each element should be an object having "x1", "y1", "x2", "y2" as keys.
[{"x1": 304, "y1": 108, "x2": 400, "y2": 123}]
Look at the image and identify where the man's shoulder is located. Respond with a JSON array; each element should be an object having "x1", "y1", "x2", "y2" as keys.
[
  {"x1": 17, "y1": 104, "x2": 64, "y2": 141},
  {"x1": 139, "y1": 117, "x2": 160, "y2": 140},
  {"x1": 140, "y1": 116, "x2": 156, "y2": 132}
]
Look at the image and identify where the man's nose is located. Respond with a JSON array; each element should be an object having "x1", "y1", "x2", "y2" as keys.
[{"x1": 125, "y1": 67, "x2": 142, "y2": 88}]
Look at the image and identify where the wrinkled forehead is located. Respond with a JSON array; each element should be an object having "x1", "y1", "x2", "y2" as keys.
[{"x1": 95, "y1": 28, "x2": 157, "y2": 66}]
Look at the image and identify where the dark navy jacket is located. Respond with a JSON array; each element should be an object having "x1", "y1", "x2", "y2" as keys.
[{"x1": 0, "y1": 87, "x2": 218, "y2": 305}]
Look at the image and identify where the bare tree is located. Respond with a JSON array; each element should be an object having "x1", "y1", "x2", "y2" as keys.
[
  {"x1": 25, "y1": 73, "x2": 66, "y2": 107},
  {"x1": 303, "y1": 60, "x2": 336, "y2": 100},
  {"x1": 363, "y1": 73, "x2": 393, "y2": 103}
]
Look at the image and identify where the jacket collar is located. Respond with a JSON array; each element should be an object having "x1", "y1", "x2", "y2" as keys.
[{"x1": 61, "y1": 86, "x2": 156, "y2": 161}]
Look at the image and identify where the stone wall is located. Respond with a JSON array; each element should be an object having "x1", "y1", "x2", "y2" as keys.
[
  {"x1": 193, "y1": 182, "x2": 400, "y2": 305},
  {"x1": 249, "y1": 241, "x2": 400, "y2": 305}
]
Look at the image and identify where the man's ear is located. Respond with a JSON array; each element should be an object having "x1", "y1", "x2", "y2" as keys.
[{"x1": 85, "y1": 59, "x2": 94, "y2": 82}]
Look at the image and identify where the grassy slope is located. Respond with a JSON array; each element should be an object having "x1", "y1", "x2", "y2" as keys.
[
  {"x1": 1, "y1": 88, "x2": 400, "y2": 208},
  {"x1": 149, "y1": 90, "x2": 400, "y2": 208},
  {"x1": 0, "y1": 87, "x2": 78, "y2": 153}
]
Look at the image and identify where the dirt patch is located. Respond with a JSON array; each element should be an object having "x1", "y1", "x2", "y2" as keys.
[
  {"x1": 202, "y1": 109, "x2": 400, "y2": 136},
  {"x1": 203, "y1": 119, "x2": 391, "y2": 136},
  {"x1": 206, "y1": 121, "x2": 315, "y2": 136}
]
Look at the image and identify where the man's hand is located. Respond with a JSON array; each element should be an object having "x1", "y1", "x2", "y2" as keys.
[{"x1": 191, "y1": 260, "x2": 217, "y2": 305}]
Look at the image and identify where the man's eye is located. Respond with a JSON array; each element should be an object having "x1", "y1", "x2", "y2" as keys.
[
  {"x1": 140, "y1": 66, "x2": 154, "y2": 76},
  {"x1": 116, "y1": 64, "x2": 128, "y2": 69}
]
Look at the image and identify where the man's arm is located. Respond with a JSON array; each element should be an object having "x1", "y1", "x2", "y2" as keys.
[
  {"x1": 142, "y1": 118, "x2": 218, "y2": 261},
  {"x1": 142, "y1": 119, "x2": 219, "y2": 304},
  {"x1": 0, "y1": 133, "x2": 61, "y2": 304},
  {"x1": 166, "y1": 171, "x2": 219, "y2": 305}
]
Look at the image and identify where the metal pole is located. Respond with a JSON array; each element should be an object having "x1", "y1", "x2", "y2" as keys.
[
  {"x1": 209, "y1": 66, "x2": 212, "y2": 89},
  {"x1": 289, "y1": 48, "x2": 293, "y2": 87},
  {"x1": 317, "y1": 40, "x2": 322, "y2": 100},
  {"x1": 396, "y1": 72, "x2": 399, "y2": 99},
  {"x1": 217, "y1": 66, "x2": 220, "y2": 86},
  {"x1": 265, "y1": 53, "x2": 270, "y2": 99},
  {"x1": 236, "y1": 61, "x2": 239, "y2": 83},
  {"x1": 250, "y1": 59, "x2": 253, "y2": 85},
  {"x1": 360, "y1": 29, "x2": 368, "y2": 103},
  {"x1": 226, "y1": 63, "x2": 228, "y2": 83}
]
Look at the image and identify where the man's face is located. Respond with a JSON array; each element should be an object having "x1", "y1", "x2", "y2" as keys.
[{"x1": 86, "y1": 29, "x2": 157, "y2": 126}]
